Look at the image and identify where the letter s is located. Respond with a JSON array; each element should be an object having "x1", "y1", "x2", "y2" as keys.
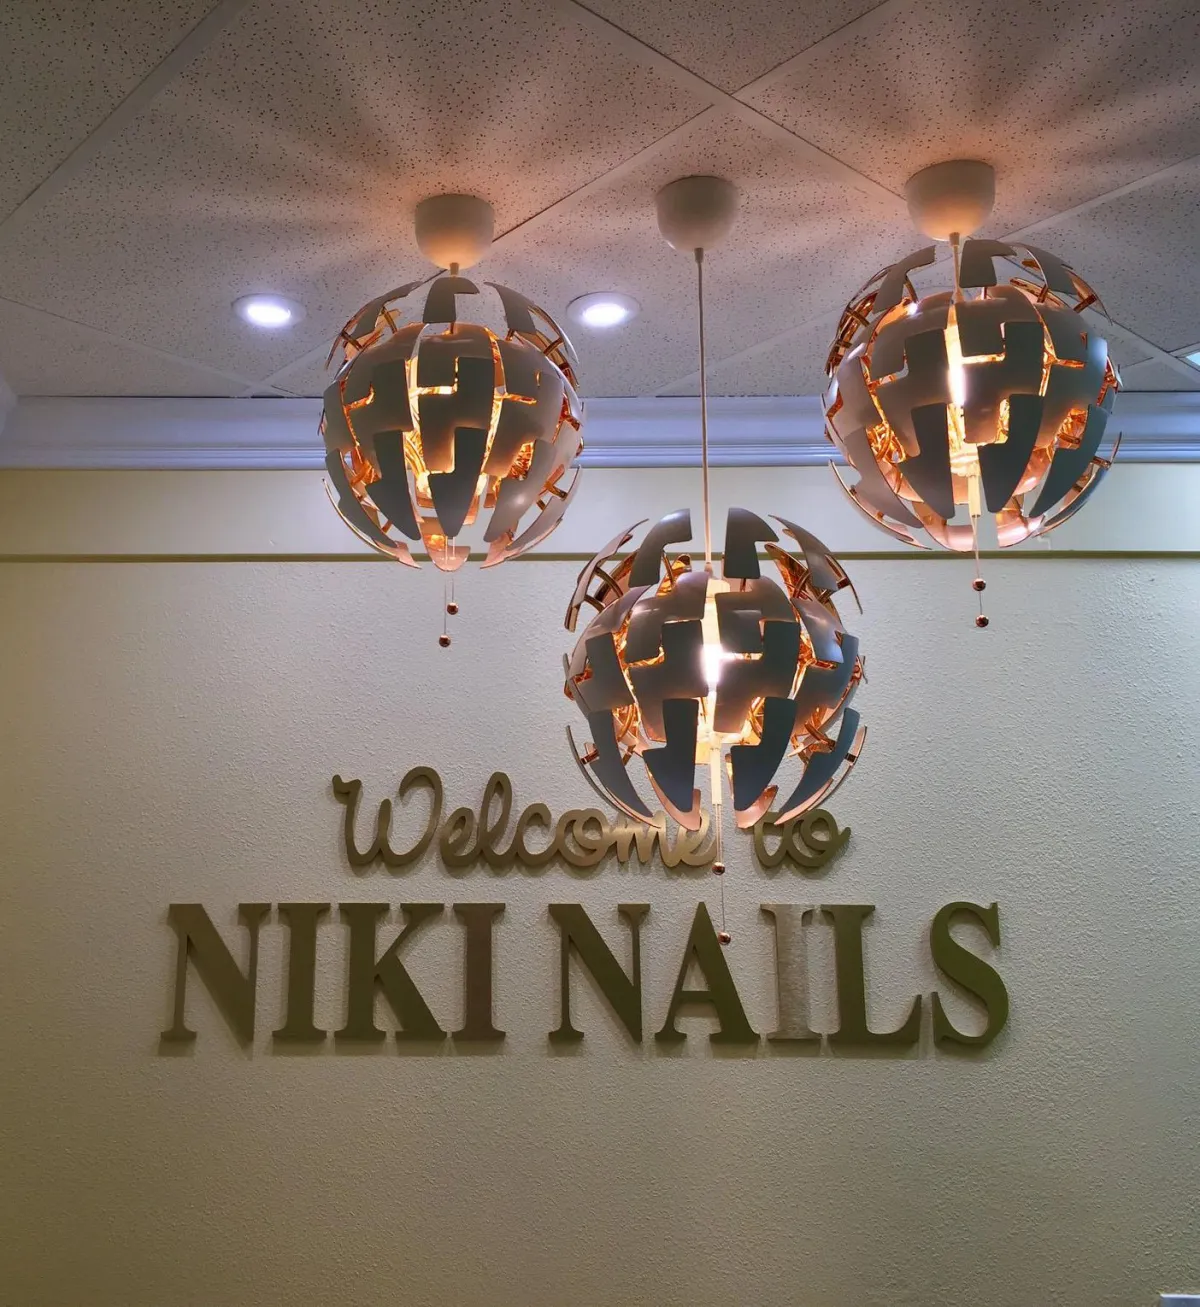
[{"x1": 930, "y1": 901, "x2": 1009, "y2": 1049}]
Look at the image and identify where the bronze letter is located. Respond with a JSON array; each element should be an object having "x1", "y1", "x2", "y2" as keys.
[
  {"x1": 822, "y1": 904, "x2": 922, "y2": 1048},
  {"x1": 656, "y1": 903, "x2": 758, "y2": 1046},
  {"x1": 273, "y1": 903, "x2": 330, "y2": 1045},
  {"x1": 608, "y1": 814, "x2": 664, "y2": 865},
  {"x1": 657, "y1": 816, "x2": 715, "y2": 870},
  {"x1": 554, "y1": 809, "x2": 612, "y2": 870},
  {"x1": 332, "y1": 776, "x2": 381, "y2": 867},
  {"x1": 671, "y1": 813, "x2": 717, "y2": 868},
  {"x1": 453, "y1": 903, "x2": 505, "y2": 1043},
  {"x1": 548, "y1": 903, "x2": 649, "y2": 1043},
  {"x1": 439, "y1": 808, "x2": 480, "y2": 871},
  {"x1": 511, "y1": 802, "x2": 557, "y2": 867},
  {"x1": 761, "y1": 904, "x2": 819, "y2": 1043},
  {"x1": 477, "y1": 773, "x2": 515, "y2": 870},
  {"x1": 161, "y1": 903, "x2": 270, "y2": 1045},
  {"x1": 380, "y1": 766, "x2": 443, "y2": 867},
  {"x1": 333, "y1": 770, "x2": 443, "y2": 870},
  {"x1": 930, "y1": 901, "x2": 1009, "y2": 1049},
  {"x1": 753, "y1": 815, "x2": 789, "y2": 869},
  {"x1": 335, "y1": 903, "x2": 445, "y2": 1043},
  {"x1": 787, "y1": 810, "x2": 850, "y2": 869},
  {"x1": 754, "y1": 809, "x2": 849, "y2": 871}
]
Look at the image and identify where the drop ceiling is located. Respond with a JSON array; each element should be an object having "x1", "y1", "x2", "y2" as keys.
[{"x1": 2, "y1": 0, "x2": 1199, "y2": 403}]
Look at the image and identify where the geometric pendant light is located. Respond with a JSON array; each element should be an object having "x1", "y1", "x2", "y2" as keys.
[
  {"x1": 321, "y1": 194, "x2": 584, "y2": 623},
  {"x1": 824, "y1": 160, "x2": 1122, "y2": 623},
  {"x1": 565, "y1": 177, "x2": 867, "y2": 939}
]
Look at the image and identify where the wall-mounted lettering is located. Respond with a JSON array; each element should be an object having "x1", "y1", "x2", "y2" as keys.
[
  {"x1": 333, "y1": 771, "x2": 849, "y2": 874},
  {"x1": 161, "y1": 900, "x2": 1008, "y2": 1053}
]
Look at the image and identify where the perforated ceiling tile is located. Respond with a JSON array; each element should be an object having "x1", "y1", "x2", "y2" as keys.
[
  {"x1": 743, "y1": 0, "x2": 1200, "y2": 236},
  {"x1": 1103, "y1": 331, "x2": 1154, "y2": 371},
  {"x1": 482, "y1": 115, "x2": 912, "y2": 397},
  {"x1": 1116, "y1": 359, "x2": 1200, "y2": 392},
  {"x1": 579, "y1": 0, "x2": 884, "y2": 93},
  {"x1": 0, "y1": 299, "x2": 247, "y2": 397},
  {"x1": 658, "y1": 313, "x2": 836, "y2": 396},
  {"x1": 0, "y1": 0, "x2": 216, "y2": 221},
  {"x1": 0, "y1": 0, "x2": 705, "y2": 385},
  {"x1": 1028, "y1": 166, "x2": 1200, "y2": 351},
  {"x1": 5, "y1": 0, "x2": 1197, "y2": 401},
  {"x1": 268, "y1": 353, "x2": 335, "y2": 399}
]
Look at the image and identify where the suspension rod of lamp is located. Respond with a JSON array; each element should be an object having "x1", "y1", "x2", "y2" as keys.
[
  {"x1": 655, "y1": 176, "x2": 739, "y2": 574},
  {"x1": 696, "y1": 247, "x2": 712, "y2": 569}
]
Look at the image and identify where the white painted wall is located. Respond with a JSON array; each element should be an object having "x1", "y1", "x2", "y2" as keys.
[{"x1": 0, "y1": 468, "x2": 1197, "y2": 1306}]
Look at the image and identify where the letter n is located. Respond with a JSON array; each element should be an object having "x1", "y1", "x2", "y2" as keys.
[
  {"x1": 161, "y1": 903, "x2": 270, "y2": 1044},
  {"x1": 548, "y1": 904, "x2": 649, "y2": 1044}
]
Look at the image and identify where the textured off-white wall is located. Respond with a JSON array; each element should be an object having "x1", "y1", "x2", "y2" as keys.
[
  {"x1": 0, "y1": 471, "x2": 1198, "y2": 1306},
  {"x1": 3, "y1": 463, "x2": 1200, "y2": 556}
]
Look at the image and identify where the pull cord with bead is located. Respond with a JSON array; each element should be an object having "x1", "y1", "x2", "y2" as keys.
[
  {"x1": 712, "y1": 812, "x2": 731, "y2": 946},
  {"x1": 439, "y1": 538, "x2": 460, "y2": 648},
  {"x1": 437, "y1": 267, "x2": 463, "y2": 650},
  {"x1": 950, "y1": 231, "x2": 989, "y2": 632}
]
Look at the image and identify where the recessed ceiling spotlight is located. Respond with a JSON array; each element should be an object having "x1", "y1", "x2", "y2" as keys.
[
  {"x1": 566, "y1": 292, "x2": 639, "y2": 330},
  {"x1": 233, "y1": 293, "x2": 306, "y2": 329}
]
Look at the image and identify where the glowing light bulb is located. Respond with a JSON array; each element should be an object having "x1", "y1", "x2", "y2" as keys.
[
  {"x1": 566, "y1": 293, "x2": 640, "y2": 331},
  {"x1": 233, "y1": 294, "x2": 305, "y2": 329},
  {"x1": 701, "y1": 640, "x2": 727, "y2": 695},
  {"x1": 943, "y1": 306, "x2": 981, "y2": 514},
  {"x1": 699, "y1": 583, "x2": 733, "y2": 701},
  {"x1": 582, "y1": 301, "x2": 629, "y2": 327},
  {"x1": 945, "y1": 310, "x2": 968, "y2": 409}
]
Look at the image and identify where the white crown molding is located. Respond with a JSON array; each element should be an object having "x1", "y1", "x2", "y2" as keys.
[{"x1": 0, "y1": 391, "x2": 1198, "y2": 469}]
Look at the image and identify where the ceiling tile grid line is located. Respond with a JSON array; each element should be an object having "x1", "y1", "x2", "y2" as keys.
[
  {"x1": 0, "y1": 294, "x2": 286, "y2": 396},
  {"x1": 1002, "y1": 151, "x2": 1200, "y2": 242},
  {"x1": 0, "y1": 0, "x2": 254, "y2": 236},
  {"x1": 725, "y1": 0, "x2": 908, "y2": 101},
  {"x1": 738, "y1": 0, "x2": 1200, "y2": 233},
  {"x1": 269, "y1": 0, "x2": 1200, "y2": 398},
  {"x1": 578, "y1": 0, "x2": 907, "y2": 94},
  {"x1": 649, "y1": 162, "x2": 1200, "y2": 397},
  {"x1": 1, "y1": 0, "x2": 1197, "y2": 403},
  {"x1": 0, "y1": 0, "x2": 717, "y2": 391},
  {"x1": 257, "y1": 104, "x2": 727, "y2": 390},
  {"x1": 255, "y1": 3, "x2": 916, "y2": 393},
  {"x1": 259, "y1": 0, "x2": 912, "y2": 391},
  {"x1": 551, "y1": 0, "x2": 1200, "y2": 395},
  {"x1": 554, "y1": 0, "x2": 905, "y2": 205}
]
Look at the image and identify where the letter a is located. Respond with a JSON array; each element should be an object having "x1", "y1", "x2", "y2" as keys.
[{"x1": 656, "y1": 903, "x2": 758, "y2": 1046}]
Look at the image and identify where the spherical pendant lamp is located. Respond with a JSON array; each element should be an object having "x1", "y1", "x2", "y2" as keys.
[
  {"x1": 565, "y1": 178, "x2": 867, "y2": 939},
  {"x1": 565, "y1": 505, "x2": 866, "y2": 832},
  {"x1": 825, "y1": 161, "x2": 1121, "y2": 620},
  {"x1": 322, "y1": 195, "x2": 583, "y2": 579}
]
